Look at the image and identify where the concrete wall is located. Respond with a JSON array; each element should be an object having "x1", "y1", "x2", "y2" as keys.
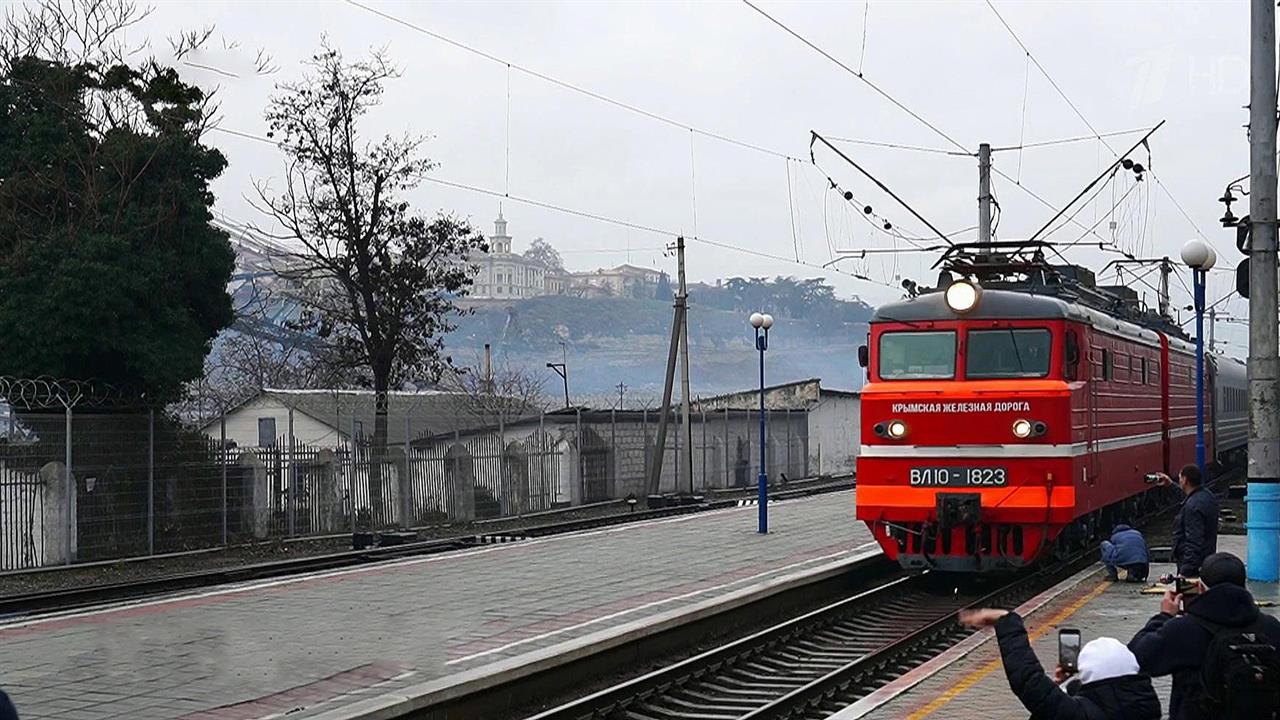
[
  {"x1": 411, "y1": 410, "x2": 809, "y2": 512},
  {"x1": 808, "y1": 394, "x2": 859, "y2": 475},
  {"x1": 696, "y1": 380, "x2": 822, "y2": 411}
]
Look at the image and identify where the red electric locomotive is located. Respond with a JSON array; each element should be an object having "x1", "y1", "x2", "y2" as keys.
[{"x1": 855, "y1": 246, "x2": 1246, "y2": 572}]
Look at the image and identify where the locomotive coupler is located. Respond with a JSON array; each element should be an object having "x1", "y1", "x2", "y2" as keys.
[{"x1": 936, "y1": 492, "x2": 981, "y2": 529}]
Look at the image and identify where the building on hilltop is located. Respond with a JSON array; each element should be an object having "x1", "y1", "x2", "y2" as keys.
[
  {"x1": 470, "y1": 209, "x2": 550, "y2": 299},
  {"x1": 577, "y1": 264, "x2": 665, "y2": 298},
  {"x1": 468, "y1": 209, "x2": 664, "y2": 301}
]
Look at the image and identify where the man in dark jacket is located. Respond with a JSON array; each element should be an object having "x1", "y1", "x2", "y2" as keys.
[
  {"x1": 960, "y1": 608, "x2": 1160, "y2": 719},
  {"x1": 1129, "y1": 552, "x2": 1280, "y2": 720},
  {"x1": 1154, "y1": 464, "x2": 1218, "y2": 578},
  {"x1": 0, "y1": 688, "x2": 16, "y2": 720},
  {"x1": 1100, "y1": 523, "x2": 1149, "y2": 581}
]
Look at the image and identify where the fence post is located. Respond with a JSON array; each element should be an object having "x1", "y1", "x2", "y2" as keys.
[
  {"x1": 220, "y1": 411, "x2": 228, "y2": 546},
  {"x1": 610, "y1": 408, "x2": 617, "y2": 500},
  {"x1": 765, "y1": 409, "x2": 771, "y2": 479},
  {"x1": 404, "y1": 412, "x2": 412, "y2": 528},
  {"x1": 724, "y1": 407, "x2": 730, "y2": 488},
  {"x1": 701, "y1": 408, "x2": 707, "y2": 492},
  {"x1": 673, "y1": 407, "x2": 679, "y2": 491},
  {"x1": 642, "y1": 407, "x2": 650, "y2": 486},
  {"x1": 287, "y1": 408, "x2": 296, "y2": 537},
  {"x1": 350, "y1": 415, "x2": 358, "y2": 536},
  {"x1": 498, "y1": 412, "x2": 507, "y2": 516},
  {"x1": 539, "y1": 411, "x2": 546, "y2": 507},
  {"x1": 575, "y1": 408, "x2": 583, "y2": 504},
  {"x1": 786, "y1": 408, "x2": 792, "y2": 481},
  {"x1": 64, "y1": 404, "x2": 72, "y2": 565},
  {"x1": 148, "y1": 408, "x2": 155, "y2": 555}
]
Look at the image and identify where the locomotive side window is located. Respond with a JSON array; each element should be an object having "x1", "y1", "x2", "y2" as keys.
[
  {"x1": 1100, "y1": 349, "x2": 1113, "y2": 381},
  {"x1": 878, "y1": 331, "x2": 956, "y2": 379},
  {"x1": 966, "y1": 329, "x2": 1051, "y2": 379}
]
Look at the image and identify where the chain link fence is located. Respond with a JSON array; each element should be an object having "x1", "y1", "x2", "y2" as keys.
[{"x1": 2, "y1": 380, "x2": 854, "y2": 571}]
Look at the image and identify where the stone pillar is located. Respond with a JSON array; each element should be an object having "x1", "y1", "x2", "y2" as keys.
[
  {"x1": 315, "y1": 449, "x2": 340, "y2": 533},
  {"x1": 238, "y1": 451, "x2": 271, "y2": 539},
  {"x1": 39, "y1": 461, "x2": 75, "y2": 565},
  {"x1": 445, "y1": 443, "x2": 475, "y2": 522}
]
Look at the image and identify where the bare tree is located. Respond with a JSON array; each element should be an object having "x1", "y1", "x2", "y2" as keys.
[
  {"x1": 441, "y1": 354, "x2": 547, "y2": 428},
  {"x1": 0, "y1": 0, "x2": 150, "y2": 69},
  {"x1": 253, "y1": 42, "x2": 488, "y2": 526}
]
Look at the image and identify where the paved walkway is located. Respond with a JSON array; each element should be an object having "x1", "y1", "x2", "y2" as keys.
[
  {"x1": 857, "y1": 534, "x2": 1280, "y2": 720},
  {"x1": 0, "y1": 490, "x2": 870, "y2": 720}
]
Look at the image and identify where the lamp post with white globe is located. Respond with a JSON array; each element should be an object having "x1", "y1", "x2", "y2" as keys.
[
  {"x1": 1181, "y1": 239, "x2": 1218, "y2": 473},
  {"x1": 750, "y1": 312, "x2": 774, "y2": 534}
]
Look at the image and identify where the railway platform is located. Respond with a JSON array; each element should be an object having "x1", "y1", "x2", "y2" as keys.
[
  {"x1": 0, "y1": 489, "x2": 872, "y2": 720},
  {"x1": 844, "y1": 534, "x2": 1280, "y2": 720}
]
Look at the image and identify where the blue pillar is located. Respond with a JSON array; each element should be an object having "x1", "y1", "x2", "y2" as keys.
[
  {"x1": 1248, "y1": 484, "x2": 1280, "y2": 582},
  {"x1": 757, "y1": 330, "x2": 768, "y2": 534},
  {"x1": 1193, "y1": 269, "x2": 1206, "y2": 474}
]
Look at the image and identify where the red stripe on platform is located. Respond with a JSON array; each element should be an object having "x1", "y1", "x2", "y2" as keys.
[{"x1": 176, "y1": 661, "x2": 414, "y2": 719}]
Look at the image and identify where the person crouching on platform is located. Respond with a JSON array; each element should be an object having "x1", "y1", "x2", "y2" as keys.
[
  {"x1": 960, "y1": 608, "x2": 1160, "y2": 720},
  {"x1": 1100, "y1": 523, "x2": 1149, "y2": 582}
]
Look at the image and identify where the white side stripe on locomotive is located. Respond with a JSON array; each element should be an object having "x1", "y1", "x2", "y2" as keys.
[
  {"x1": 860, "y1": 429, "x2": 1167, "y2": 459},
  {"x1": 859, "y1": 444, "x2": 1080, "y2": 458}
]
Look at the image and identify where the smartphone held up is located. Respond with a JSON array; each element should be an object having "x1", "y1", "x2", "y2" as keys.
[{"x1": 1058, "y1": 628, "x2": 1081, "y2": 674}]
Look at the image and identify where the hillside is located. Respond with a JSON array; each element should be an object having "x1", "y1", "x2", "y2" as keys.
[{"x1": 446, "y1": 295, "x2": 871, "y2": 399}]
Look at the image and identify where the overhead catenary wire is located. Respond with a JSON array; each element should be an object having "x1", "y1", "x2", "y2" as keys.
[
  {"x1": 1025, "y1": 122, "x2": 1165, "y2": 244},
  {"x1": 811, "y1": 131, "x2": 953, "y2": 245},
  {"x1": 342, "y1": 0, "x2": 803, "y2": 162},
  {"x1": 741, "y1": 0, "x2": 970, "y2": 154},
  {"x1": 212, "y1": 125, "x2": 900, "y2": 291},
  {"x1": 786, "y1": 159, "x2": 801, "y2": 261},
  {"x1": 985, "y1": 0, "x2": 1209, "y2": 243}
]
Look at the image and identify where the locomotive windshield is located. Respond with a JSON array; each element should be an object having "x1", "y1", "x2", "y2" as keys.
[
  {"x1": 878, "y1": 331, "x2": 956, "y2": 379},
  {"x1": 966, "y1": 328, "x2": 1052, "y2": 379}
]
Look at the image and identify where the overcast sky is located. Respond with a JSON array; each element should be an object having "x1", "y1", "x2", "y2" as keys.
[{"x1": 127, "y1": 0, "x2": 1254, "y2": 353}]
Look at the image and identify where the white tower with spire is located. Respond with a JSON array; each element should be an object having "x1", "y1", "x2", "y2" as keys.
[
  {"x1": 469, "y1": 206, "x2": 548, "y2": 299},
  {"x1": 491, "y1": 205, "x2": 512, "y2": 254}
]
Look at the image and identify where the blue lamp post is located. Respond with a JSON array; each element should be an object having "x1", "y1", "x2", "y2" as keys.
[
  {"x1": 1181, "y1": 239, "x2": 1218, "y2": 474},
  {"x1": 750, "y1": 311, "x2": 774, "y2": 534}
]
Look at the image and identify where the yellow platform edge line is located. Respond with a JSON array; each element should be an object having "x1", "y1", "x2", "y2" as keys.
[{"x1": 905, "y1": 579, "x2": 1114, "y2": 720}]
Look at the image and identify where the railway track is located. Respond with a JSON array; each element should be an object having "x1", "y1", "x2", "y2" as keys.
[
  {"x1": 519, "y1": 473, "x2": 1227, "y2": 720},
  {"x1": 523, "y1": 555, "x2": 1087, "y2": 720}
]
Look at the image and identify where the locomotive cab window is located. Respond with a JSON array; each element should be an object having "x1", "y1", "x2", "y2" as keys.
[
  {"x1": 965, "y1": 329, "x2": 1052, "y2": 379},
  {"x1": 878, "y1": 331, "x2": 956, "y2": 379}
]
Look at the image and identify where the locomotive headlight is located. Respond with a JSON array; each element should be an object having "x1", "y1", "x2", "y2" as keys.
[
  {"x1": 1012, "y1": 419, "x2": 1034, "y2": 438},
  {"x1": 886, "y1": 419, "x2": 908, "y2": 439},
  {"x1": 945, "y1": 279, "x2": 982, "y2": 313}
]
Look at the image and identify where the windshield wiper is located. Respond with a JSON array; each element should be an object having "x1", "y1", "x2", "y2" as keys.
[{"x1": 1008, "y1": 328, "x2": 1026, "y2": 375}]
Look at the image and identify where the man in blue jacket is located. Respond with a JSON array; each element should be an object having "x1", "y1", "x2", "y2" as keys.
[
  {"x1": 1128, "y1": 552, "x2": 1280, "y2": 720},
  {"x1": 1154, "y1": 464, "x2": 1218, "y2": 578},
  {"x1": 1100, "y1": 523, "x2": 1149, "y2": 581}
]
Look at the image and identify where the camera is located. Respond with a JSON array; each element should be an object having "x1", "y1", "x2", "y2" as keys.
[{"x1": 1175, "y1": 576, "x2": 1201, "y2": 596}]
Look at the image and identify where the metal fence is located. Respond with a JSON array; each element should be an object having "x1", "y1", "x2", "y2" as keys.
[{"x1": 1, "y1": 395, "x2": 846, "y2": 571}]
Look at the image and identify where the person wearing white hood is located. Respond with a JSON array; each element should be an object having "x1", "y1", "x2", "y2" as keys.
[{"x1": 961, "y1": 608, "x2": 1161, "y2": 719}]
